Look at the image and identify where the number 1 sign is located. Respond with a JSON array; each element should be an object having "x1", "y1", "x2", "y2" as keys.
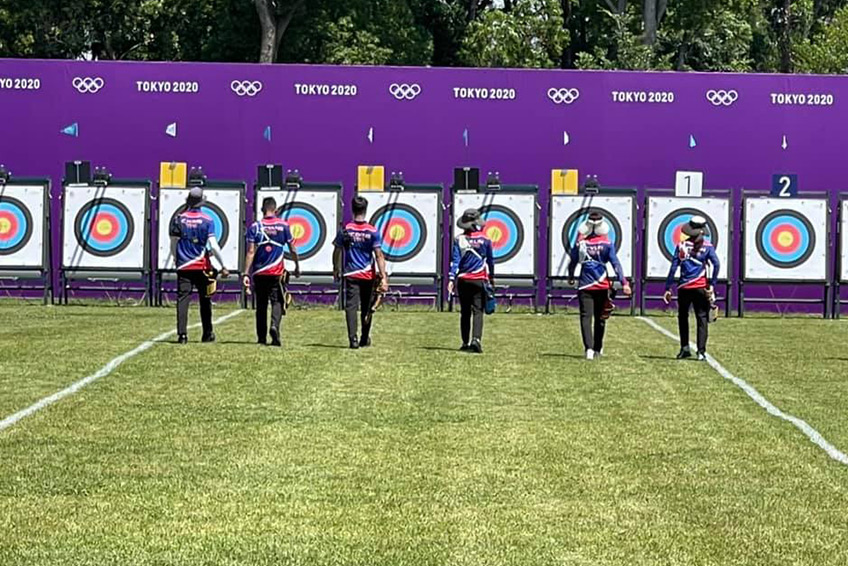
[
  {"x1": 675, "y1": 171, "x2": 703, "y2": 198},
  {"x1": 771, "y1": 174, "x2": 798, "y2": 198}
]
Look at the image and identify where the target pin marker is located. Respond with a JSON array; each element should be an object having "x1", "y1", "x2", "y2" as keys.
[{"x1": 781, "y1": 135, "x2": 788, "y2": 150}]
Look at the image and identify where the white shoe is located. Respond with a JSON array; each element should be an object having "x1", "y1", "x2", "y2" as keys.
[{"x1": 585, "y1": 349, "x2": 595, "y2": 360}]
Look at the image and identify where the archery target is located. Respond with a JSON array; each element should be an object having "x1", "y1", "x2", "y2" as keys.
[
  {"x1": 645, "y1": 197, "x2": 730, "y2": 279},
  {"x1": 0, "y1": 185, "x2": 47, "y2": 268},
  {"x1": 744, "y1": 198, "x2": 827, "y2": 280},
  {"x1": 453, "y1": 192, "x2": 536, "y2": 277},
  {"x1": 255, "y1": 189, "x2": 339, "y2": 274},
  {"x1": 549, "y1": 195, "x2": 634, "y2": 278},
  {"x1": 841, "y1": 201, "x2": 848, "y2": 282},
  {"x1": 364, "y1": 191, "x2": 439, "y2": 275},
  {"x1": 63, "y1": 185, "x2": 147, "y2": 269},
  {"x1": 157, "y1": 188, "x2": 242, "y2": 271}
]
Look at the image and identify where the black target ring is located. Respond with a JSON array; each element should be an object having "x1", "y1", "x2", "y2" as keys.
[
  {"x1": 657, "y1": 207, "x2": 719, "y2": 262},
  {"x1": 74, "y1": 198, "x2": 135, "y2": 257},
  {"x1": 755, "y1": 209, "x2": 816, "y2": 269},
  {"x1": 0, "y1": 195, "x2": 34, "y2": 255},
  {"x1": 562, "y1": 206, "x2": 623, "y2": 255},
  {"x1": 478, "y1": 204, "x2": 524, "y2": 264},
  {"x1": 370, "y1": 203, "x2": 427, "y2": 262},
  {"x1": 277, "y1": 201, "x2": 326, "y2": 261}
]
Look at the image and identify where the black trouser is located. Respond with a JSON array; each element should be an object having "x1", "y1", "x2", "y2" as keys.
[
  {"x1": 254, "y1": 275, "x2": 284, "y2": 342},
  {"x1": 176, "y1": 270, "x2": 212, "y2": 337},
  {"x1": 458, "y1": 279, "x2": 485, "y2": 345},
  {"x1": 678, "y1": 287, "x2": 710, "y2": 353},
  {"x1": 578, "y1": 289, "x2": 609, "y2": 352},
  {"x1": 344, "y1": 278, "x2": 376, "y2": 340}
]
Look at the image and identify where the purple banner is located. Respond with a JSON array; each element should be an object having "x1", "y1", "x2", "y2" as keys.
[{"x1": 1, "y1": 59, "x2": 845, "y2": 311}]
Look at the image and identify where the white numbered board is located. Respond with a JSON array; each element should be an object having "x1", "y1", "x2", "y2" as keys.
[
  {"x1": 549, "y1": 195, "x2": 634, "y2": 279},
  {"x1": 744, "y1": 197, "x2": 828, "y2": 281},
  {"x1": 62, "y1": 185, "x2": 148, "y2": 270},
  {"x1": 645, "y1": 197, "x2": 731, "y2": 279},
  {"x1": 360, "y1": 191, "x2": 440, "y2": 276},
  {"x1": 452, "y1": 192, "x2": 536, "y2": 277},
  {"x1": 842, "y1": 201, "x2": 848, "y2": 282},
  {"x1": 158, "y1": 188, "x2": 243, "y2": 271},
  {"x1": 0, "y1": 184, "x2": 47, "y2": 268},
  {"x1": 255, "y1": 189, "x2": 339, "y2": 274}
]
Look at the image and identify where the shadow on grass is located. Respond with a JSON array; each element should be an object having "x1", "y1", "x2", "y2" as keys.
[
  {"x1": 306, "y1": 343, "x2": 350, "y2": 350},
  {"x1": 418, "y1": 346, "x2": 463, "y2": 352},
  {"x1": 540, "y1": 353, "x2": 586, "y2": 359},
  {"x1": 639, "y1": 354, "x2": 682, "y2": 361}
]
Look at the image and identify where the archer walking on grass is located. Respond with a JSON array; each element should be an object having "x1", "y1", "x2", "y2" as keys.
[
  {"x1": 333, "y1": 196, "x2": 389, "y2": 349},
  {"x1": 663, "y1": 216, "x2": 720, "y2": 361},
  {"x1": 567, "y1": 212, "x2": 631, "y2": 360},
  {"x1": 449, "y1": 209, "x2": 495, "y2": 354},
  {"x1": 243, "y1": 197, "x2": 300, "y2": 347}
]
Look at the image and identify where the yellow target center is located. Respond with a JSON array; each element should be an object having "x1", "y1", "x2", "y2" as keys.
[
  {"x1": 486, "y1": 227, "x2": 503, "y2": 242},
  {"x1": 96, "y1": 219, "x2": 112, "y2": 235},
  {"x1": 291, "y1": 224, "x2": 305, "y2": 239},
  {"x1": 0, "y1": 218, "x2": 10, "y2": 234},
  {"x1": 777, "y1": 231, "x2": 794, "y2": 247},
  {"x1": 388, "y1": 225, "x2": 406, "y2": 240}
]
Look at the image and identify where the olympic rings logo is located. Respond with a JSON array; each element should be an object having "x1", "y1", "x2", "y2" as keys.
[
  {"x1": 231, "y1": 80, "x2": 263, "y2": 97},
  {"x1": 389, "y1": 83, "x2": 421, "y2": 100},
  {"x1": 706, "y1": 89, "x2": 738, "y2": 106},
  {"x1": 547, "y1": 87, "x2": 580, "y2": 105},
  {"x1": 72, "y1": 77, "x2": 105, "y2": 94}
]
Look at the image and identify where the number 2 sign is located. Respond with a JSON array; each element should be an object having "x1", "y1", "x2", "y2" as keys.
[{"x1": 771, "y1": 174, "x2": 798, "y2": 197}]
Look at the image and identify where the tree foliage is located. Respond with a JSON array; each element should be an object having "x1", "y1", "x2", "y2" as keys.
[{"x1": 3, "y1": 0, "x2": 848, "y2": 73}]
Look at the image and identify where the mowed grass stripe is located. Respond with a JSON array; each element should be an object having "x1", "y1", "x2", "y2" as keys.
[{"x1": 1, "y1": 310, "x2": 848, "y2": 565}]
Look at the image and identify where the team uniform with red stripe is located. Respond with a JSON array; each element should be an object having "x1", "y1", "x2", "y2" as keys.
[
  {"x1": 333, "y1": 221, "x2": 383, "y2": 279},
  {"x1": 665, "y1": 241, "x2": 720, "y2": 291},
  {"x1": 567, "y1": 235, "x2": 626, "y2": 290},
  {"x1": 245, "y1": 215, "x2": 293, "y2": 276},
  {"x1": 169, "y1": 208, "x2": 214, "y2": 271},
  {"x1": 449, "y1": 231, "x2": 495, "y2": 281}
]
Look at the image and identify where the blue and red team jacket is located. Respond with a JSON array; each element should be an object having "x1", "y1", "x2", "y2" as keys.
[
  {"x1": 333, "y1": 221, "x2": 383, "y2": 280},
  {"x1": 665, "y1": 241, "x2": 720, "y2": 291},
  {"x1": 449, "y1": 231, "x2": 495, "y2": 282},
  {"x1": 567, "y1": 235, "x2": 626, "y2": 291},
  {"x1": 246, "y1": 215, "x2": 294, "y2": 277},
  {"x1": 169, "y1": 207, "x2": 214, "y2": 271}
]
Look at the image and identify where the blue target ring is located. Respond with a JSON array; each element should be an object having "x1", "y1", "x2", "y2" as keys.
[
  {"x1": 755, "y1": 209, "x2": 815, "y2": 268},
  {"x1": 479, "y1": 205, "x2": 523, "y2": 263},
  {"x1": 74, "y1": 198, "x2": 134, "y2": 257},
  {"x1": 657, "y1": 207, "x2": 718, "y2": 262},
  {"x1": 370, "y1": 204, "x2": 426, "y2": 262},
  {"x1": 278, "y1": 202, "x2": 326, "y2": 260},
  {"x1": 0, "y1": 196, "x2": 33, "y2": 255},
  {"x1": 562, "y1": 207, "x2": 622, "y2": 254}
]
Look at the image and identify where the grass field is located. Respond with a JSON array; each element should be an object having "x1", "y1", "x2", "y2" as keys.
[{"x1": 1, "y1": 303, "x2": 847, "y2": 565}]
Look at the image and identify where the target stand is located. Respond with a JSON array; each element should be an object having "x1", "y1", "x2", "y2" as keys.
[
  {"x1": 834, "y1": 196, "x2": 848, "y2": 318},
  {"x1": 739, "y1": 193, "x2": 830, "y2": 318},
  {"x1": 546, "y1": 187, "x2": 637, "y2": 315},
  {"x1": 0, "y1": 177, "x2": 53, "y2": 303},
  {"x1": 451, "y1": 184, "x2": 540, "y2": 311},
  {"x1": 640, "y1": 190, "x2": 733, "y2": 317},
  {"x1": 155, "y1": 181, "x2": 247, "y2": 307},
  {"x1": 253, "y1": 182, "x2": 342, "y2": 306},
  {"x1": 357, "y1": 184, "x2": 444, "y2": 311},
  {"x1": 60, "y1": 180, "x2": 151, "y2": 304}
]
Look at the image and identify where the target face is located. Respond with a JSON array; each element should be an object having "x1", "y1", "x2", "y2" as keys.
[
  {"x1": 755, "y1": 210, "x2": 815, "y2": 268},
  {"x1": 0, "y1": 196, "x2": 33, "y2": 255},
  {"x1": 74, "y1": 198, "x2": 134, "y2": 257},
  {"x1": 562, "y1": 207, "x2": 622, "y2": 254},
  {"x1": 278, "y1": 202, "x2": 326, "y2": 260},
  {"x1": 657, "y1": 207, "x2": 719, "y2": 262},
  {"x1": 171, "y1": 202, "x2": 230, "y2": 247},
  {"x1": 370, "y1": 204, "x2": 427, "y2": 262},
  {"x1": 479, "y1": 204, "x2": 524, "y2": 263}
]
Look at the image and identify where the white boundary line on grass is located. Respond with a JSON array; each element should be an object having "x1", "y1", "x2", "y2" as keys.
[
  {"x1": 637, "y1": 316, "x2": 848, "y2": 466},
  {"x1": 0, "y1": 310, "x2": 245, "y2": 432}
]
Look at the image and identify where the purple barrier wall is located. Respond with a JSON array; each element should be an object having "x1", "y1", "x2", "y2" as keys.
[{"x1": 1, "y1": 59, "x2": 846, "y2": 310}]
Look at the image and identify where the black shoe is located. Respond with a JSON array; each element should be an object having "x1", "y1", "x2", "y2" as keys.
[
  {"x1": 349, "y1": 337, "x2": 360, "y2": 349},
  {"x1": 470, "y1": 339, "x2": 483, "y2": 354},
  {"x1": 201, "y1": 332, "x2": 216, "y2": 343},
  {"x1": 697, "y1": 352, "x2": 707, "y2": 361},
  {"x1": 676, "y1": 348, "x2": 692, "y2": 360},
  {"x1": 360, "y1": 335, "x2": 371, "y2": 348},
  {"x1": 460, "y1": 343, "x2": 471, "y2": 351},
  {"x1": 177, "y1": 334, "x2": 188, "y2": 345},
  {"x1": 269, "y1": 328, "x2": 281, "y2": 347},
  {"x1": 257, "y1": 338, "x2": 267, "y2": 345}
]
